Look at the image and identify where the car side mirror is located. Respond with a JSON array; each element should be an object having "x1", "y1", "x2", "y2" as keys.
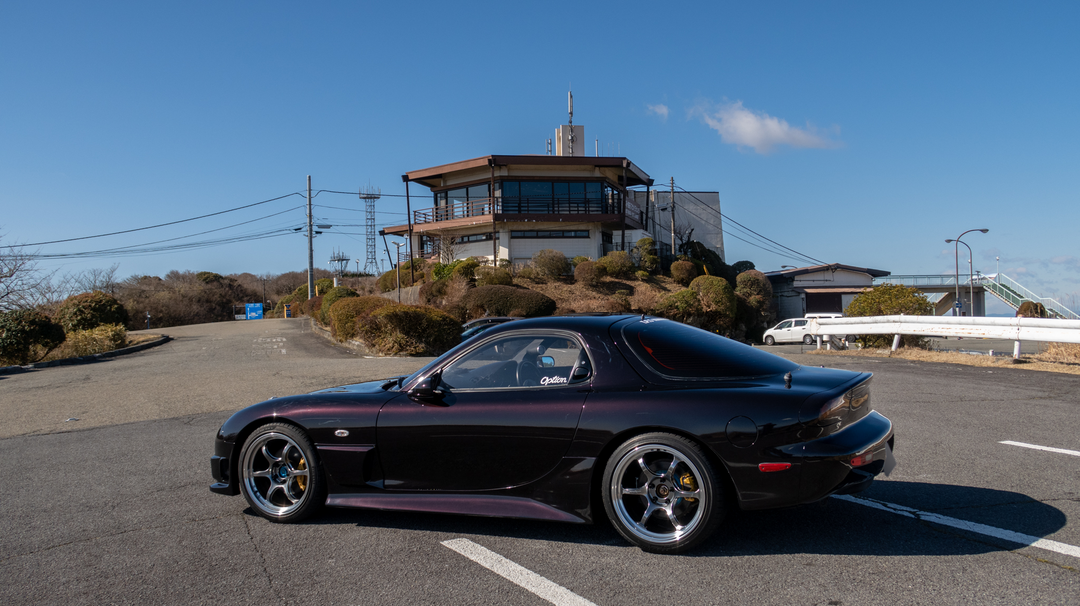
[
  {"x1": 539, "y1": 355, "x2": 555, "y2": 368},
  {"x1": 409, "y1": 373, "x2": 446, "y2": 405}
]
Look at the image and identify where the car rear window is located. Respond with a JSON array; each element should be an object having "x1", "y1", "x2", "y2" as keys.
[{"x1": 621, "y1": 318, "x2": 797, "y2": 380}]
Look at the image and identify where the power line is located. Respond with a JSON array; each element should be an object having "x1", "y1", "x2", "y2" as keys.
[{"x1": 22, "y1": 192, "x2": 305, "y2": 247}]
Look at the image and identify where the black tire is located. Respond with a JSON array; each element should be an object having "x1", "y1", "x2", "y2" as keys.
[
  {"x1": 601, "y1": 433, "x2": 725, "y2": 554},
  {"x1": 238, "y1": 423, "x2": 326, "y2": 523},
  {"x1": 764, "y1": 335, "x2": 775, "y2": 346},
  {"x1": 803, "y1": 334, "x2": 815, "y2": 345}
]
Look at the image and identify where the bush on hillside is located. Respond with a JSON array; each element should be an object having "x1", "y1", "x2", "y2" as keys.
[
  {"x1": 574, "y1": 261, "x2": 605, "y2": 287},
  {"x1": 596, "y1": 251, "x2": 633, "y2": 278},
  {"x1": 303, "y1": 295, "x2": 324, "y2": 320},
  {"x1": 654, "y1": 290, "x2": 705, "y2": 327},
  {"x1": 475, "y1": 266, "x2": 513, "y2": 286},
  {"x1": 49, "y1": 323, "x2": 127, "y2": 359},
  {"x1": 671, "y1": 260, "x2": 698, "y2": 286},
  {"x1": 358, "y1": 304, "x2": 461, "y2": 356},
  {"x1": 0, "y1": 309, "x2": 66, "y2": 366},
  {"x1": 460, "y1": 285, "x2": 556, "y2": 319},
  {"x1": 57, "y1": 291, "x2": 129, "y2": 332},
  {"x1": 690, "y1": 275, "x2": 737, "y2": 333},
  {"x1": 532, "y1": 249, "x2": 571, "y2": 279},
  {"x1": 570, "y1": 255, "x2": 591, "y2": 267}
]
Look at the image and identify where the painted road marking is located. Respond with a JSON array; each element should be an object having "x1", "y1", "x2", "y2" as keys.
[
  {"x1": 833, "y1": 494, "x2": 1080, "y2": 559},
  {"x1": 1000, "y1": 441, "x2": 1080, "y2": 457},
  {"x1": 441, "y1": 538, "x2": 596, "y2": 606}
]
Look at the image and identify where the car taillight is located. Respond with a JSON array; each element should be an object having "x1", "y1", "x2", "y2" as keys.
[{"x1": 849, "y1": 451, "x2": 874, "y2": 467}]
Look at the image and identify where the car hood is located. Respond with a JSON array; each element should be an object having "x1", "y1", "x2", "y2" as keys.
[{"x1": 311, "y1": 378, "x2": 399, "y2": 395}]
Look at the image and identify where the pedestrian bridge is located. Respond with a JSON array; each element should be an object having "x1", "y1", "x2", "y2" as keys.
[{"x1": 872, "y1": 273, "x2": 1078, "y2": 320}]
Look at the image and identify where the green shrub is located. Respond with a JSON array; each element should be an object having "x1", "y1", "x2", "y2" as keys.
[
  {"x1": 475, "y1": 266, "x2": 513, "y2": 286},
  {"x1": 596, "y1": 251, "x2": 633, "y2": 278},
  {"x1": 735, "y1": 269, "x2": 774, "y2": 339},
  {"x1": 196, "y1": 271, "x2": 224, "y2": 284},
  {"x1": 574, "y1": 261, "x2": 605, "y2": 287},
  {"x1": 377, "y1": 258, "x2": 428, "y2": 292},
  {"x1": 57, "y1": 291, "x2": 129, "y2": 332},
  {"x1": 845, "y1": 283, "x2": 933, "y2": 348},
  {"x1": 460, "y1": 285, "x2": 556, "y2": 318},
  {"x1": 451, "y1": 258, "x2": 480, "y2": 280},
  {"x1": 690, "y1": 275, "x2": 737, "y2": 332},
  {"x1": 320, "y1": 286, "x2": 359, "y2": 324},
  {"x1": 314, "y1": 278, "x2": 335, "y2": 297},
  {"x1": 655, "y1": 290, "x2": 704, "y2": 326},
  {"x1": 532, "y1": 249, "x2": 571, "y2": 279},
  {"x1": 671, "y1": 260, "x2": 698, "y2": 286},
  {"x1": 571, "y1": 255, "x2": 591, "y2": 267},
  {"x1": 328, "y1": 296, "x2": 393, "y2": 341},
  {"x1": 0, "y1": 309, "x2": 66, "y2": 366},
  {"x1": 517, "y1": 265, "x2": 536, "y2": 280},
  {"x1": 358, "y1": 304, "x2": 461, "y2": 355},
  {"x1": 635, "y1": 270, "x2": 650, "y2": 281},
  {"x1": 291, "y1": 284, "x2": 310, "y2": 300}
]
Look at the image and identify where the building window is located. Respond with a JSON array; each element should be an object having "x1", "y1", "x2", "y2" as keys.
[
  {"x1": 499, "y1": 181, "x2": 620, "y2": 215},
  {"x1": 510, "y1": 230, "x2": 590, "y2": 239}
]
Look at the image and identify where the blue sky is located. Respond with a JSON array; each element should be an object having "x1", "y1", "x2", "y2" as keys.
[{"x1": 2, "y1": 2, "x2": 1078, "y2": 312}]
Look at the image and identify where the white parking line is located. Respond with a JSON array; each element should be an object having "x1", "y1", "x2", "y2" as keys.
[
  {"x1": 1000, "y1": 441, "x2": 1080, "y2": 457},
  {"x1": 441, "y1": 538, "x2": 597, "y2": 606},
  {"x1": 833, "y1": 494, "x2": 1080, "y2": 559}
]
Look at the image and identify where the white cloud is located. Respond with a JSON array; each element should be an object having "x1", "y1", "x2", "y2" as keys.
[
  {"x1": 692, "y1": 100, "x2": 840, "y2": 154},
  {"x1": 646, "y1": 103, "x2": 669, "y2": 121}
]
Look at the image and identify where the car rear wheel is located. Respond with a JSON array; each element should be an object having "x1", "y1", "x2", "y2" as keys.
[
  {"x1": 764, "y1": 336, "x2": 775, "y2": 346},
  {"x1": 239, "y1": 423, "x2": 325, "y2": 523},
  {"x1": 803, "y1": 334, "x2": 815, "y2": 345},
  {"x1": 602, "y1": 433, "x2": 724, "y2": 554}
]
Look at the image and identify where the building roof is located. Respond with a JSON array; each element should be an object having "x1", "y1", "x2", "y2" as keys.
[
  {"x1": 402, "y1": 155, "x2": 654, "y2": 189},
  {"x1": 764, "y1": 263, "x2": 891, "y2": 279}
]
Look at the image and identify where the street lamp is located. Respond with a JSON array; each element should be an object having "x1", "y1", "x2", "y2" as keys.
[
  {"x1": 946, "y1": 229, "x2": 989, "y2": 316},
  {"x1": 392, "y1": 241, "x2": 405, "y2": 303}
]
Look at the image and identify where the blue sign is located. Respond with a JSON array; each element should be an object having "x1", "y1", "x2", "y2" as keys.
[
  {"x1": 954, "y1": 301, "x2": 962, "y2": 309},
  {"x1": 246, "y1": 303, "x2": 264, "y2": 320}
]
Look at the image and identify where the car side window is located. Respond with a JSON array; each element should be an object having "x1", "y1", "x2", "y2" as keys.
[
  {"x1": 438, "y1": 335, "x2": 586, "y2": 390},
  {"x1": 778, "y1": 321, "x2": 792, "y2": 329},
  {"x1": 794, "y1": 320, "x2": 807, "y2": 327}
]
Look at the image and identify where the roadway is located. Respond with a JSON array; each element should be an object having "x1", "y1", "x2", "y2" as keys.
[{"x1": 1, "y1": 319, "x2": 1077, "y2": 604}]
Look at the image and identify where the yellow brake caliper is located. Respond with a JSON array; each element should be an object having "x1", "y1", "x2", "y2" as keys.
[
  {"x1": 296, "y1": 457, "x2": 307, "y2": 492},
  {"x1": 678, "y1": 472, "x2": 697, "y2": 502}
]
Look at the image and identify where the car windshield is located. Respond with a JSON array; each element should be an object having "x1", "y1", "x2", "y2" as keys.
[{"x1": 622, "y1": 318, "x2": 797, "y2": 380}]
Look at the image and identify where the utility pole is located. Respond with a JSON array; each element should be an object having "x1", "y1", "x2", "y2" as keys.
[
  {"x1": 307, "y1": 175, "x2": 314, "y2": 300},
  {"x1": 669, "y1": 177, "x2": 676, "y2": 256}
]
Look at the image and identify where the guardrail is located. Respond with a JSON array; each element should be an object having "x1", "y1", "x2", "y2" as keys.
[{"x1": 809, "y1": 315, "x2": 1080, "y2": 358}]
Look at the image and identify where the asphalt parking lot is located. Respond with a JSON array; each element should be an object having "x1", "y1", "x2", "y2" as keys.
[{"x1": 1, "y1": 319, "x2": 1077, "y2": 605}]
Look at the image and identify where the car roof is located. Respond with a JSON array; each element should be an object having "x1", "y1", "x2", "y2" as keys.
[{"x1": 479, "y1": 314, "x2": 637, "y2": 335}]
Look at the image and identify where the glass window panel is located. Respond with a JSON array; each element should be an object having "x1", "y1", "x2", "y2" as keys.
[
  {"x1": 448, "y1": 188, "x2": 467, "y2": 203},
  {"x1": 501, "y1": 181, "x2": 519, "y2": 197},
  {"x1": 467, "y1": 184, "x2": 489, "y2": 200}
]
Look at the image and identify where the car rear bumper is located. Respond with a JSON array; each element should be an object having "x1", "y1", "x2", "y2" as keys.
[{"x1": 782, "y1": 410, "x2": 895, "y2": 503}]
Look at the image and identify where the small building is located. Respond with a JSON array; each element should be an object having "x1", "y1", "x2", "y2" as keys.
[
  {"x1": 382, "y1": 124, "x2": 724, "y2": 267},
  {"x1": 765, "y1": 264, "x2": 891, "y2": 319}
]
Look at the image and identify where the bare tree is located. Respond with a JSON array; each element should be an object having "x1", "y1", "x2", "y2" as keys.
[
  {"x1": 430, "y1": 231, "x2": 466, "y2": 265},
  {"x1": 0, "y1": 239, "x2": 53, "y2": 311}
]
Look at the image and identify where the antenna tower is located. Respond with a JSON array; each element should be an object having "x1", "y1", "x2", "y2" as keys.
[
  {"x1": 567, "y1": 89, "x2": 575, "y2": 157},
  {"x1": 359, "y1": 186, "x2": 381, "y2": 275},
  {"x1": 329, "y1": 247, "x2": 350, "y2": 277}
]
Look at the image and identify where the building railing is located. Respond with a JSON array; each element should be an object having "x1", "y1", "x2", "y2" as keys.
[{"x1": 412, "y1": 197, "x2": 624, "y2": 225}]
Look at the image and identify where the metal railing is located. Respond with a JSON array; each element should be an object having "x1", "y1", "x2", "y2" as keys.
[
  {"x1": 976, "y1": 274, "x2": 1079, "y2": 320},
  {"x1": 412, "y1": 197, "x2": 623, "y2": 225},
  {"x1": 809, "y1": 315, "x2": 1080, "y2": 358}
]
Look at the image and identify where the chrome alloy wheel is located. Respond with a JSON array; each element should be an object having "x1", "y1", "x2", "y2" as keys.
[
  {"x1": 609, "y1": 444, "x2": 708, "y2": 546},
  {"x1": 241, "y1": 431, "x2": 311, "y2": 517}
]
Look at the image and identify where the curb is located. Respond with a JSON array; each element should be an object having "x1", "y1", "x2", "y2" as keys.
[{"x1": 0, "y1": 335, "x2": 173, "y2": 376}]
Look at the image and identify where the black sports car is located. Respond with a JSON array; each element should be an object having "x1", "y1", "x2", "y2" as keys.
[{"x1": 211, "y1": 314, "x2": 895, "y2": 553}]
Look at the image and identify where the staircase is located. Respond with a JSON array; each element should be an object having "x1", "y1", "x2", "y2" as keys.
[{"x1": 977, "y1": 274, "x2": 1079, "y2": 320}]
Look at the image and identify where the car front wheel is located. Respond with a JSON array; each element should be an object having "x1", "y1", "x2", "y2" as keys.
[
  {"x1": 602, "y1": 433, "x2": 724, "y2": 554},
  {"x1": 239, "y1": 423, "x2": 325, "y2": 523},
  {"x1": 764, "y1": 335, "x2": 775, "y2": 346}
]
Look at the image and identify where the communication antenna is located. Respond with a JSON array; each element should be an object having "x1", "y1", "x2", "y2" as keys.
[
  {"x1": 359, "y1": 186, "x2": 381, "y2": 275},
  {"x1": 329, "y1": 247, "x2": 350, "y2": 277},
  {"x1": 567, "y1": 88, "x2": 575, "y2": 157}
]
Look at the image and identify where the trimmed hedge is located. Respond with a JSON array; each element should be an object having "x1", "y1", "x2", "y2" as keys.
[
  {"x1": 475, "y1": 266, "x2": 513, "y2": 286},
  {"x1": 532, "y1": 249, "x2": 570, "y2": 279},
  {"x1": 596, "y1": 251, "x2": 634, "y2": 278},
  {"x1": 320, "y1": 286, "x2": 358, "y2": 324},
  {"x1": 358, "y1": 304, "x2": 461, "y2": 355},
  {"x1": 328, "y1": 296, "x2": 393, "y2": 341},
  {"x1": 0, "y1": 309, "x2": 66, "y2": 366},
  {"x1": 574, "y1": 261, "x2": 605, "y2": 287},
  {"x1": 57, "y1": 291, "x2": 129, "y2": 332},
  {"x1": 460, "y1": 285, "x2": 556, "y2": 318}
]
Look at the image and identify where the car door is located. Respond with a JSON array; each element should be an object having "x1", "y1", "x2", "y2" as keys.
[
  {"x1": 792, "y1": 319, "x2": 809, "y2": 341},
  {"x1": 376, "y1": 331, "x2": 591, "y2": 492},
  {"x1": 774, "y1": 320, "x2": 793, "y2": 342}
]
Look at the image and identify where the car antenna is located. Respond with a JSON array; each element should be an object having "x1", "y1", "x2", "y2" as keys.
[
  {"x1": 640, "y1": 313, "x2": 646, "y2": 320},
  {"x1": 784, "y1": 372, "x2": 792, "y2": 389}
]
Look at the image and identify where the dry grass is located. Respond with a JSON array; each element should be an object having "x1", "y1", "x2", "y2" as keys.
[{"x1": 807, "y1": 344, "x2": 1080, "y2": 375}]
